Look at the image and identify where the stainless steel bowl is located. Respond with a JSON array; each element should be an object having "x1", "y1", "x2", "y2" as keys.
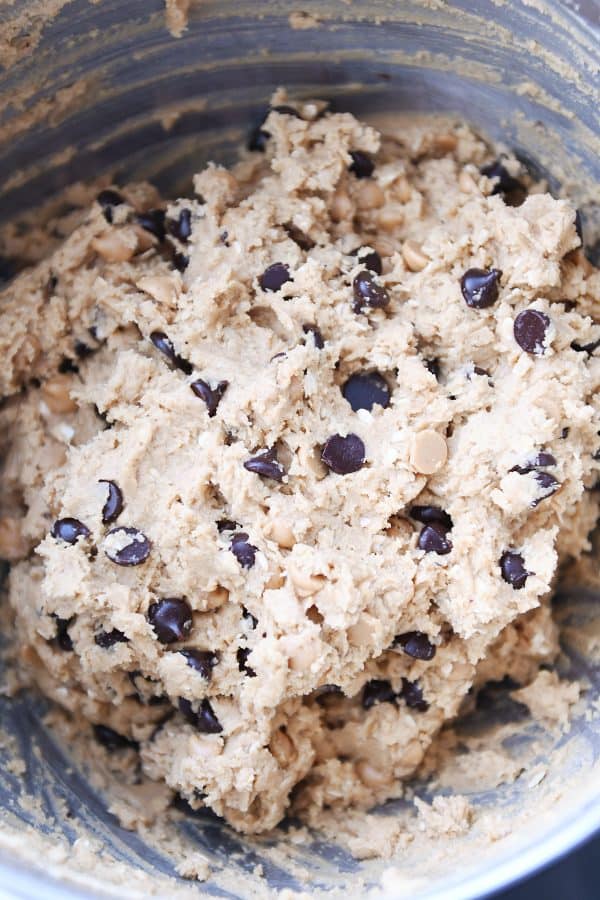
[{"x1": 0, "y1": 2, "x2": 599, "y2": 897}]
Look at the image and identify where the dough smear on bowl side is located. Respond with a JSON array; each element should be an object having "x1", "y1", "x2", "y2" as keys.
[{"x1": 0, "y1": 94, "x2": 598, "y2": 834}]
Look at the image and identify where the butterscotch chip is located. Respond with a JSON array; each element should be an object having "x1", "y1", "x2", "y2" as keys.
[{"x1": 410, "y1": 430, "x2": 448, "y2": 474}]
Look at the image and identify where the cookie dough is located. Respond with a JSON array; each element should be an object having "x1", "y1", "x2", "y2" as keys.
[{"x1": 1, "y1": 96, "x2": 599, "y2": 835}]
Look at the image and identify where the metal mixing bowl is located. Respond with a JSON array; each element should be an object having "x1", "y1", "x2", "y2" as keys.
[{"x1": 0, "y1": 2, "x2": 599, "y2": 897}]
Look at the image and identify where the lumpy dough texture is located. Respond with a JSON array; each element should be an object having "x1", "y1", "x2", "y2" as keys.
[{"x1": 1, "y1": 97, "x2": 599, "y2": 834}]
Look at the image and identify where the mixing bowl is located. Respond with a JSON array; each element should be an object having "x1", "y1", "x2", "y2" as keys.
[{"x1": 0, "y1": 1, "x2": 599, "y2": 897}]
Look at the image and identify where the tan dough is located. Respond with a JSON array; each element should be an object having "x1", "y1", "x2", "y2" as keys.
[{"x1": 0, "y1": 95, "x2": 599, "y2": 835}]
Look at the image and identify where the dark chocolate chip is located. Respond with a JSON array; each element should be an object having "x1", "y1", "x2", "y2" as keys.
[
  {"x1": 394, "y1": 631, "x2": 436, "y2": 661},
  {"x1": 248, "y1": 126, "x2": 270, "y2": 153},
  {"x1": 351, "y1": 247, "x2": 382, "y2": 275},
  {"x1": 244, "y1": 447, "x2": 286, "y2": 481},
  {"x1": 172, "y1": 252, "x2": 189, "y2": 272},
  {"x1": 352, "y1": 270, "x2": 390, "y2": 312},
  {"x1": 242, "y1": 607, "x2": 258, "y2": 629},
  {"x1": 137, "y1": 209, "x2": 166, "y2": 241},
  {"x1": 510, "y1": 452, "x2": 557, "y2": 474},
  {"x1": 94, "y1": 628, "x2": 128, "y2": 649},
  {"x1": 460, "y1": 268, "x2": 502, "y2": 309},
  {"x1": 105, "y1": 526, "x2": 151, "y2": 566},
  {"x1": 271, "y1": 104, "x2": 303, "y2": 119},
  {"x1": 237, "y1": 647, "x2": 256, "y2": 677},
  {"x1": 190, "y1": 379, "x2": 229, "y2": 416},
  {"x1": 349, "y1": 150, "x2": 375, "y2": 178},
  {"x1": 168, "y1": 208, "x2": 192, "y2": 243},
  {"x1": 96, "y1": 189, "x2": 124, "y2": 223},
  {"x1": 424, "y1": 358, "x2": 441, "y2": 379},
  {"x1": 531, "y1": 471, "x2": 560, "y2": 506},
  {"x1": 342, "y1": 371, "x2": 390, "y2": 412},
  {"x1": 561, "y1": 427, "x2": 570, "y2": 439},
  {"x1": 400, "y1": 678, "x2": 429, "y2": 711},
  {"x1": 230, "y1": 533, "x2": 257, "y2": 569},
  {"x1": 148, "y1": 598, "x2": 193, "y2": 644},
  {"x1": 99, "y1": 480, "x2": 123, "y2": 525},
  {"x1": 514, "y1": 309, "x2": 550, "y2": 354},
  {"x1": 149, "y1": 331, "x2": 193, "y2": 375},
  {"x1": 362, "y1": 679, "x2": 396, "y2": 709},
  {"x1": 321, "y1": 433, "x2": 365, "y2": 475},
  {"x1": 259, "y1": 262, "x2": 291, "y2": 292},
  {"x1": 180, "y1": 649, "x2": 219, "y2": 680},
  {"x1": 217, "y1": 519, "x2": 239, "y2": 533},
  {"x1": 418, "y1": 523, "x2": 452, "y2": 555},
  {"x1": 74, "y1": 340, "x2": 94, "y2": 359},
  {"x1": 44, "y1": 274, "x2": 58, "y2": 300},
  {"x1": 571, "y1": 337, "x2": 600, "y2": 355},
  {"x1": 302, "y1": 323, "x2": 324, "y2": 349},
  {"x1": 51, "y1": 517, "x2": 90, "y2": 545},
  {"x1": 480, "y1": 161, "x2": 523, "y2": 197},
  {"x1": 54, "y1": 616, "x2": 74, "y2": 651},
  {"x1": 58, "y1": 357, "x2": 79, "y2": 374},
  {"x1": 93, "y1": 724, "x2": 138, "y2": 752},
  {"x1": 472, "y1": 365, "x2": 489, "y2": 377},
  {"x1": 410, "y1": 505, "x2": 453, "y2": 530},
  {"x1": 500, "y1": 551, "x2": 529, "y2": 589},
  {"x1": 284, "y1": 223, "x2": 315, "y2": 251},
  {"x1": 575, "y1": 209, "x2": 583, "y2": 245},
  {"x1": 178, "y1": 697, "x2": 223, "y2": 733}
]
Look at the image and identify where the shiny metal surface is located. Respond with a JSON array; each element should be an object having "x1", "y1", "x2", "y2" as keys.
[{"x1": 0, "y1": 2, "x2": 598, "y2": 897}]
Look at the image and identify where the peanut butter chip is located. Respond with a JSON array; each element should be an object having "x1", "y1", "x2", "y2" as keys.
[{"x1": 411, "y1": 430, "x2": 448, "y2": 474}]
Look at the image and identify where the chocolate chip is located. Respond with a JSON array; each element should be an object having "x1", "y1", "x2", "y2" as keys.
[
  {"x1": 172, "y1": 252, "x2": 189, "y2": 272},
  {"x1": 400, "y1": 678, "x2": 429, "y2": 711},
  {"x1": 460, "y1": 268, "x2": 502, "y2": 309},
  {"x1": 180, "y1": 649, "x2": 219, "y2": 679},
  {"x1": 105, "y1": 527, "x2": 151, "y2": 566},
  {"x1": 96, "y1": 189, "x2": 124, "y2": 223},
  {"x1": 424, "y1": 358, "x2": 441, "y2": 379},
  {"x1": 321, "y1": 433, "x2": 365, "y2": 475},
  {"x1": 168, "y1": 208, "x2": 192, "y2": 243},
  {"x1": 531, "y1": 471, "x2": 560, "y2": 506},
  {"x1": 58, "y1": 357, "x2": 79, "y2": 374},
  {"x1": 95, "y1": 628, "x2": 128, "y2": 649},
  {"x1": 418, "y1": 523, "x2": 452, "y2": 555},
  {"x1": 302, "y1": 323, "x2": 324, "y2": 349},
  {"x1": 351, "y1": 247, "x2": 382, "y2": 275},
  {"x1": 54, "y1": 616, "x2": 74, "y2": 651},
  {"x1": 480, "y1": 161, "x2": 523, "y2": 197},
  {"x1": 349, "y1": 150, "x2": 375, "y2": 178},
  {"x1": 230, "y1": 533, "x2": 257, "y2": 569},
  {"x1": 500, "y1": 551, "x2": 529, "y2": 589},
  {"x1": 410, "y1": 505, "x2": 453, "y2": 530},
  {"x1": 271, "y1": 104, "x2": 303, "y2": 118},
  {"x1": 149, "y1": 331, "x2": 193, "y2": 375},
  {"x1": 244, "y1": 447, "x2": 286, "y2": 481},
  {"x1": 137, "y1": 209, "x2": 166, "y2": 241},
  {"x1": 93, "y1": 724, "x2": 138, "y2": 752},
  {"x1": 190, "y1": 379, "x2": 228, "y2": 416},
  {"x1": 352, "y1": 270, "x2": 390, "y2": 312},
  {"x1": 248, "y1": 126, "x2": 270, "y2": 153},
  {"x1": 242, "y1": 606, "x2": 258, "y2": 629},
  {"x1": 74, "y1": 340, "x2": 94, "y2": 358},
  {"x1": 394, "y1": 631, "x2": 436, "y2": 661},
  {"x1": 178, "y1": 697, "x2": 223, "y2": 733},
  {"x1": 571, "y1": 337, "x2": 600, "y2": 355},
  {"x1": 561, "y1": 427, "x2": 570, "y2": 439},
  {"x1": 575, "y1": 210, "x2": 583, "y2": 245},
  {"x1": 44, "y1": 274, "x2": 58, "y2": 299},
  {"x1": 148, "y1": 598, "x2": 193, "y2": 643},
  {"x1": 51, "y1": 517, "x2": 90, "y2": 545},
  {"x1": 514, "y1": 309, "x2": 550, "y2": 354},
  {"x1": 510, "y1": 452, "x2": 557, "y2": 474},
  {"x1": 99, "y1": 480, "x2": 123, "y2": 525},
  {"x1": 259, "y1": 262, "x2": 291, "y2": 292},
  {"x1": 237, "y1": 647, "x2": 256, "y2": 677},
  {"x1": 217, "y1": 519, "x2": 239, "y2": 533},
  {"x1": 342, "y1": 372, "x2": 390, "y2": 413},
  {"x1": 362, "y1": 679, "x2": 396, "y2": 709},
  {"x1": 284, "y1": 223, "x2": 315, "y2": 251}
]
